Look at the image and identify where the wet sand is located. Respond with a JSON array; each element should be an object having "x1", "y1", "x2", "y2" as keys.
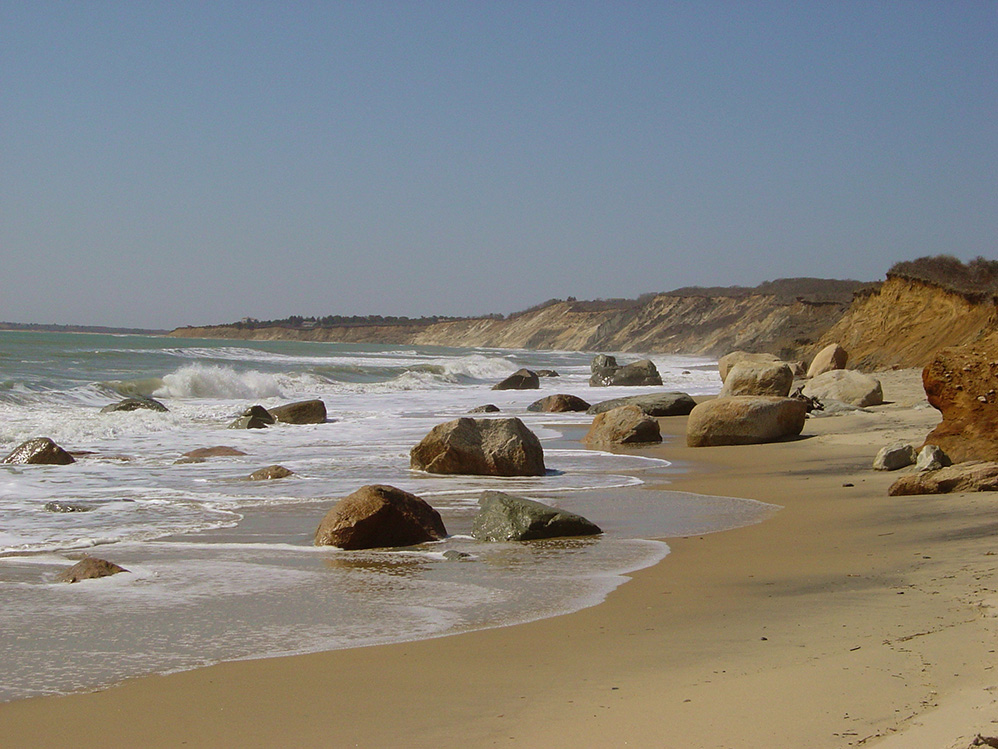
[{"x1": 3, "y1": 369, "x2": 998, "y2": 748}]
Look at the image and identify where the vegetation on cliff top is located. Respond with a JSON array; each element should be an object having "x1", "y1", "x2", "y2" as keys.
[{"x1": 888, "y1": 255, "x2": 998, "y2": 302}]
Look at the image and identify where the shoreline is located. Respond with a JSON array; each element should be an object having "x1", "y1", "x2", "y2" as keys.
[{"x1": 4, "y1": 369, "x2": 998, "y2": 747}]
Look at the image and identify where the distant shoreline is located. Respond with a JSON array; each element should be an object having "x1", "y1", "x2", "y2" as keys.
[{"x1": 0, "y1": 324, "x2": 168, "y2": 337}]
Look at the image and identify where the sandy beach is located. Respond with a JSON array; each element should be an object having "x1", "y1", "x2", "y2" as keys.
[{"x1": 4, "y1": 368, "x2": 997, "y2": 748}]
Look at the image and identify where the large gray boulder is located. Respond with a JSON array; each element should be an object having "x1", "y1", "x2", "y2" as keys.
[
  {"x1": 527, "y1": 394, "x2": 591, "y2": 413},
  {"x1": 471, "y1": 491, "x2": 602, "y2": 542},
  {"x1": 888, "y1": 461, "x2": 998, "y2": 496},
  {"x1": 589, "y1": 356, "x2": 663, "y2": 387},
  {"x1": 719, "y1": 361, "x2": 793, "y2": 397},
  {"x1": 268, "y1": 399, "x2": 327, "y2": 424},
  {"x1": 916, "y1": 445, "x2": 952, "y2": 472},
  {"x1": 801, "y1": 370, "x2": 883, "y2": 408},
  {"x1": 582, "y1": 405, "x2": 662, "y2": 447},
  {"x1": 492, "y1": 369, "x2": 540, "y2": 391},
  {"x1": 314, "y1": 484, "x2": 447, "y2": 550},
  {"x1": 56, "y1": 557, "x2": 128, "y2": 583},
  {"x1": 873, "y1": 443, "x2": 917, "y2": 471},
  {"x1": 717, "y1": 352, "x2": 781, "y2": 383},
  {"x1": 410, "y1": 417, "x2": 546, "y2": 476},
  {"x1": 100, "y1": 397, "x2": 169, "y2": 413},
  {"x1": 686, "y1": 397, "x2": 807, "y2": 447},
  {"x1": 807, "y1": 343, "x2": 848, "y2": 378},
  {"x1": 1, "y1": 437, "x2": 75, "y2": 465},
  {"x1": 587, "y1": 392, "x2": 696, "y2": 417}
]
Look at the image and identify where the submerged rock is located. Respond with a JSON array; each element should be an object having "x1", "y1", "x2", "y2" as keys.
[
  {"x1": 100, "y1": 396, "x2": 169, "y2": 413},
  {"x1": 1, "y1": 437, "x2": 75, "y2": 465},
  {"x1": 45, "y1": 501, "x2": 96, "y2": 513},
  {"x1": 248, "y1": 465, "x2": 294, "y2": 480},
  {"x1": 471, "y1": 491, "x2": 602, "y2": 542},
  {"x1": 56, "y1": 557, "x2": 129, "y2": 583},
  {"x1": 314, "y1": 484, "x2": 447, "y2": 550},
  {"x1": 175, "y1": 446, "x2": 247, "y2": 464},
  {"x1": 410, "y1": 417, "x2": 545, "y2": 476}
]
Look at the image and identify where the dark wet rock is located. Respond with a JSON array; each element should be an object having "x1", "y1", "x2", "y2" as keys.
[
  {"x1": 410, "y1": 417, "x2": 545, "y2": 476},
  {"x1": 228, "y1": 405, "x2": 273, "y2": 429},
  {"x1": 175, "y1": 446, "x2": 248, "y2": 464},
  {"x1": 268, "y1": 399, "x2": 327, "y2": 424},
  {"x1": 686, "y1": 397, "x2": 807, "y2": 447},
  {"x1": 582, "y1": 405, "x2": 662, "y2": 447},
  {"x1": 888, "y1": 461, "x2": 998, "y2": 496},
  {"x1": 468, "y1": 404, "x2": 501, "y2": 414},
  {"x1": 492, "y1": 369, "x2": 540, "y2": 391},
  {"x1": 56, "y1": 557, "x2": 129, "y2": 583},
  {"x1": 587, "y1": 392, "x2": 696, "y2": 417},
  {"x1": 527, "y1": 394, "x2": 591, "y2": 413},
  {"x1": 314, "y1": 484, "x2": 447, "y2": 550},
  {"x1": 589, "y1": 356, "x2": 662, "y2": 387},
  {"x1": 535, "y1": 370, "x2": 560, "y2": 378},
  {"x1": 471, "y1": 490, "x2": 602, "y2": 542},
  {"x1": 248, "y1": 465, "x2": 294, "y2": 480},
  {"x1": 100, "y1": 396, "x2": 169, "y2": 413},
  {"x1": 45, "y1": 501, "x2": 96, "y2": 513},
  {"x1": 1, "y1": 437, "x2": 75, "y2": 465},
  {"x1": 442, "y1": 550, "x2": 472, "y2": 561}
]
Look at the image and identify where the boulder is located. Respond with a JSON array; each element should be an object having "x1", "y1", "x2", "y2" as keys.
[
  {"x1": 314, "y1": 484, "x2": 447, "y2": 550},
  {"x1": 228, "y1": 405, "x2": 273, "y2": 429},
  {"x1": 916, "y1": 445, "x2": 952, "y2": 472},
  {"x1": 45, "y1": 501, "x2": 96, "y2": 513},
  {"x1": 527, "y1": 394, "x2": 591, "y2": 413},
  {"x1": 582, "y1": 405, "x2": 662, "y2": 447},
  {"x1": 807, "y1": 344, "x2": 848, "y2": 378},
  {"x1": 268, "y1": 399, "x2": 327, "y2": 424},
  {"x1": 801, "y1": 370, "x2": 883, "y2": 408},
  {"x1": 719, "y1": 361, "x2": 793, "y2": 397},
  {"x1": 492, "y1": 369, "x2": 540, "y2": 391},
  {"x1": 535, "y1": 370, "x2": 560, "y2": 378},
  {"x1": 589, "y1": 356, "x2": 663, "y2": 387},
  {"x1": 921, "y1": 347, "x2": 998, "y2": 462},
  {"x1": 587, "y1": 392, "x2": 697, "y2": 417},
  {"x1": 686, "y1": 397, "x2": 807, "y2": 447},
  {"x1": 56, "y1": 557, "x2": 128, "y2": 583},
  {"x1": 888, "y1": 461, "x2": 998, "y2": 496},
  {"x1": 873, "y1": 443, "x2": 917, "y2": 471},
  {"x1": 468, "y1": 404, "x2": 500, "y2": 414},
  {"x1": 175, "y1": 446, "x2": 247, "y2": 464},
  {"x1": 410, "y1": 417, "x2": 545, "y2": 476},
  {"x1": 1, "y1": 437, "x2": 75, "y2": 465},
  {"x1": 718, "y1": 352, "x2": 781, "y2": 383},
  {"x1": 471, "y1": 491, "x2": 602, "y2": 542},
  {"x1": 100, "y1": 397, "x2": 169, "y2": 413},
  {"x1": 249, "y1": 465, "x2": 294, "y2": 480}
]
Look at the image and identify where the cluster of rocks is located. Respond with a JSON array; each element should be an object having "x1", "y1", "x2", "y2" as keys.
[
  {"x1": 589, "y1": 355, "x2": 663, "y2": 387},
  {"x1": 227, "y1": 399, "x2": 328, "y2": 429}
]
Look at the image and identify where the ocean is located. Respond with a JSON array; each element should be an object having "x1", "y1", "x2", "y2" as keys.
[{"x1": 0, "y1": 331, "x2": 775, "y2": 701}]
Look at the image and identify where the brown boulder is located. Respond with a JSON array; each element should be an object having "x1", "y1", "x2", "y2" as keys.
[
  {"x1": 717, "y1": 352, "x2": 780, "y2": 383},
  {"x1": 527, "y1": 394, "x2": 591, "y2": 413},
  {"x1": 582, "y1": 405, "x2": 662, "y2": 447},
  {"x1": 888, "y1": 461, "x2": 998, "y2": 496},
  {"x1": 687, "y1": 397, "x2": 807, "y2": 447},
  {"x1": 1, "y1": 437, "x2": 75, "y2": 465},
  {"x1": 249, "y1": 465, "x2": 294, "y2": 480},
  {"x1": 807, "y1": 343, "x2": 848, "y2": 378},
  {"x1": 719, "y1": 361, "x2": 793, "y2": 397},
  {"x1": 56, "y1": 557, "x2": 129, "y2": 583},
  {"x1": 492, "y1": 369, "x2": 540, "y2": 390},
  {"x1": 268, "y1": 399, "x2": 327, "y2": 424},
  {"x1": 314, "y1": 484, "x2": 447, "y2": 549},
  {"x1": 175, "y1": 446, "x2": 247, "y2": 464},
  {"x1": 410, "y1": 417, "x2": 545, "y2": 476},
  {"x1": 922, "y1": 347, "x2": 998, "y2": 462}
]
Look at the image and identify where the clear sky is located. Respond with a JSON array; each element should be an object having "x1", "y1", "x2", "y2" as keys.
[{"x1": 2, "y1": 2, "x2": 995, "y2": 329}]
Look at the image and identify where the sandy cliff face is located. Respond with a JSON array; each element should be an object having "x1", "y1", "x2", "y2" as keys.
[{"x1": 817, "y1": 276, "x2": 998, "y2": 370}]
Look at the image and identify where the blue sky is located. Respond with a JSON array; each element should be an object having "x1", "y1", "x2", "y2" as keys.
[{"x1": 2, "y1": 2, "x2": 995, "y2": 329}]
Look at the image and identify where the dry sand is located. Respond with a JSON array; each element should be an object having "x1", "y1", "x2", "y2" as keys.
[{"x1": 3, "y1": 369, "x2": 998, "y2": 748}]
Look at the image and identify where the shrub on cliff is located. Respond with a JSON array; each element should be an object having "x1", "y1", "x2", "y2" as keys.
[{"x1": 888, "y1": 255, "x2": 998, "y2": 301}]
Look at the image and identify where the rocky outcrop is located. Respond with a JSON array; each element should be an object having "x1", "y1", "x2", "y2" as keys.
[
  {"x1": 888, "y1": 461, "x2": 998, "y2": 496},
  {"x1": 314, "y1": 485, "x2": 447, "y2": 550},
  {"x1": 492, "y1": 369, "x2": 540, "y2": 391},
  {"x1": 471, "y1": 491, "x2": 602, "y2": 542},
  {"x1": 807, "y1": 343, "x2": 848, "y2": 378},
  {"x1": 410, "y1": 417, "x2": 545, "y2": 476},
  {"x1": 100, "y1": 397, "x2": 169, "y2": 413},
  {"x1": 589, "y1": 356, "x2": 662, "y2": 387},
  {"x1": 801, "y1": 370, "x2": 883, "y2": 407},
  {"x1": 269, "y1": 399, "x2": 327, "y2": 424},
  {"x1": 56, "y1": 557, "x2": 128, "y2": 583},
  {"x1": 1, "y1": 437, "x2": 75, "y2": 465},
  {"x1": 719, "y1": 361, "x2": 793, "y2": 397},
  {"x1": 582, "y1": 405, "x2": 662, "y2": 447},
  {"x1": 587, "y1": 392, "x2": 696, "y2": 417},
  {"x1": 921, "y1": 346, "x2": 998, "y2": 462},
  {"x1": 249, "y1": 465, "x2": 294, "y2": 480},
  {"x1": 527, "y1": 394, "x2": 591, "y2": 413},
  {"x1": 687, "y1": 397, "x2": 807, "y2": 447}
]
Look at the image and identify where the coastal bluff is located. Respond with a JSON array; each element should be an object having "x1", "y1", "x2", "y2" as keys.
[{"x1": 168, "y1": 258, "x2": 998, "y2": 370}]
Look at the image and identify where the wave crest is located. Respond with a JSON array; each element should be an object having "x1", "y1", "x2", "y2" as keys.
[{"x1": 154, "y1": 364, "x2": 283, "y2": 399}]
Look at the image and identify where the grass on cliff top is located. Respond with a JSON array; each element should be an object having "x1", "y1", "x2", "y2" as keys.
[{"x1": 888, "y1": 255, "x2": 998, "y2": 301}]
